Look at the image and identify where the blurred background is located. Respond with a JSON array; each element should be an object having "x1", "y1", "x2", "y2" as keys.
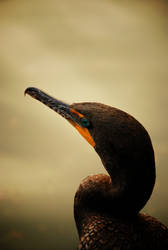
[{"x1": 1, "y1": 0, "x2": 168, "y2": 249}]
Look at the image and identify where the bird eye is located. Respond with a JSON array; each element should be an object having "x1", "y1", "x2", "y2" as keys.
[{"x1": 81, "y1": 117, "x2": 90, "y2": 128}]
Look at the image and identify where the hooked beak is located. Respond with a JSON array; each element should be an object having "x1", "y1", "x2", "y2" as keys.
[{"x1": 25, "y1": 87, "x2": 95, "y2": 147}]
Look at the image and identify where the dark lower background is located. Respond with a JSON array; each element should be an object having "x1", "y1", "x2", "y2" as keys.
[{"x1": 1, "y1": 0, "x2": 168, "y2": 249}]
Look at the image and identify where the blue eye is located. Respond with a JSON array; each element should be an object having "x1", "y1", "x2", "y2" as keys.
[{"x1": 81, "y1": 117, "x2": 90, "y2": 128}]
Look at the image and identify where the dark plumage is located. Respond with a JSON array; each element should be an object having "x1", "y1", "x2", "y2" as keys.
[{"x1": 25, "y1": 88, "x2": 168, "y2": 250}]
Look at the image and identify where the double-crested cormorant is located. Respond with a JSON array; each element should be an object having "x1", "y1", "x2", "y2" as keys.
[{"x1": 25, "y1": 87, "x2": 168, "y2": 250}]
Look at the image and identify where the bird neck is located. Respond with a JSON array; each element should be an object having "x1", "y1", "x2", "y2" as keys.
[
  {"x1": 96, "y1": 146, "x2": 127, "y2": 196},
  {"x1": 95, "y1": 145, "x2": 155, "y2": 215}
]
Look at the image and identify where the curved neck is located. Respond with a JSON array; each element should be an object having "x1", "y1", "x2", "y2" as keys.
[
  {"x1": 95, "y1": 145, "x2": 156, "y2": 215},
  {"x1": 74, "y1": 143, "x2": 155, "y2": 236}
]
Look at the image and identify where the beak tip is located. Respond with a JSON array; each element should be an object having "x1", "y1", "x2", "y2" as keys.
[
  {"x1": 24, "y1": 87, "x2": 37, "y2": 97},
  {"x1": 24, "y1": 89, "x2": 27, "y2": 96}
]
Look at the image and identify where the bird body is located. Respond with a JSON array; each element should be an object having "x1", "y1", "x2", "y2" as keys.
[
  {"x1": 74, "y1": 174, "x2": 168, "y2": 250},
  {"x1": 25, "y1": 87, "x2": 168, "y2": 250},
  {"x1": 76, "y1": 210, "x2": 168, "y2": 250}
]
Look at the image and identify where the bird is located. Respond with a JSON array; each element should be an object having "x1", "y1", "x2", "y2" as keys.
[{"x1": 25, "y1": 87, "x2": 168, "y2": 250}]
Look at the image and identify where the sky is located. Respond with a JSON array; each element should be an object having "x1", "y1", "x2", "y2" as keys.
[{"x1": 1, "y1": 0, "x2": 168, "y2": 249}]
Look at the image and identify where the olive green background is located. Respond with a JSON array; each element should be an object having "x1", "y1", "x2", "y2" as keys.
[{"x1": 1, "y1": 0, "x2": 168, "y2": 249}]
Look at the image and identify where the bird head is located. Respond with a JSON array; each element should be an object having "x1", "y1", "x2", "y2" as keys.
[{"x1": 25, "y1": 87, "x2": 156, "y2": 220}]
